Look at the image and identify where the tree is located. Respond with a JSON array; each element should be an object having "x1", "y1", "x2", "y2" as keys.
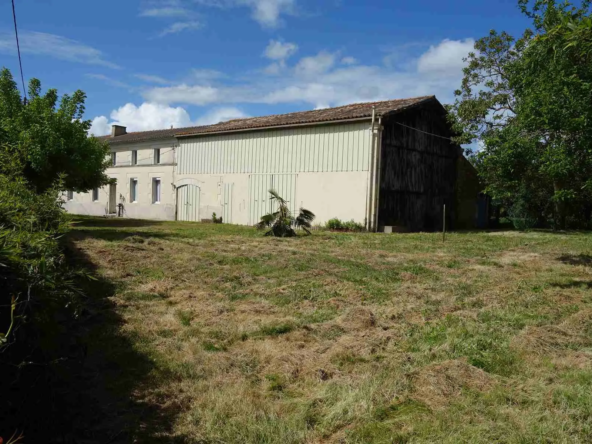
[
  {"x1": 257, "y1": 189, "x2": 315, "y2": 237},
  {"x1": 0, "y1": 68, "x2": 110, "y2": 193},
  {"x1": 449, "y1": 0, "x2": 592, "y2": 229}
]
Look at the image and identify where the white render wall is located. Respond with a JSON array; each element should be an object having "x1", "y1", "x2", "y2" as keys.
[
  {"x1": 64, "y1": 139, "x2": 177, "y2": 220},
  {"x1": 173, "y1": 171, "x2": 370, "y2": 226}
]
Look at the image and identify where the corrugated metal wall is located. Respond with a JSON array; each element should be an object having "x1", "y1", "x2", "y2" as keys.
[{"x1": 177, "y1": 121, "x2": 371, "y2": 175}]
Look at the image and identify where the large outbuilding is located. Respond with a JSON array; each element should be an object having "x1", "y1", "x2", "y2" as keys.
[{"x1": 65, "y1": 96, "x2": 480, "y2": 231}]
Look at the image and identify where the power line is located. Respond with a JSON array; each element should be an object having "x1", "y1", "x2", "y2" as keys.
[
  {"x1": 11, "y1": 0, "x2": 27, "y2": 103},
  {"x1": 394, "y1": 121, "x2": 454, "y2": 142}
]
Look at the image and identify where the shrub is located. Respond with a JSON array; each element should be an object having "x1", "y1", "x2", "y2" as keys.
[
  {"x1": 325, "y1": 218, "x2": 365, "y2": 232},
  {"x1": 0, "y1": 144, "x2": 82, "y2": 354},
  {"x1": 326, "y1": 218, "x2": 343, "y2": 230}
]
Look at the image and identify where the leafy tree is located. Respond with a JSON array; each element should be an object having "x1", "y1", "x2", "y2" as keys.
[
  {"x1": 449, "y1": 0, "x2": 592, "y2": 229},
  {"x1": 0, "y1": 68, "x2": 110, "y2": 193},
  {"x1": 257, "y1": 189, "x2": 315, "y2": 237}
]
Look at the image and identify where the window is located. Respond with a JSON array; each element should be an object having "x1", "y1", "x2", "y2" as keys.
[
  {"x1": 152, "y1": 178, "x2": 161, "y2": 204},
  {"x1": 67, "y1": 190, "x2": 74, "y2": 201},
  {"x1": 154, "y1": 148, "x2": 161, "y2": 164},
  {"x1": 111, "y1": 152, "x2": 117, "y2": 166},
  {"x1": 92, "y1": 188, "x2": 99, "y2": 202},
  {"x1": 131, "y1": 150, "x2": 137, "y2": 165},
  {"x1": 130, "y1": 178, "x2": 138, "y2": 203}
]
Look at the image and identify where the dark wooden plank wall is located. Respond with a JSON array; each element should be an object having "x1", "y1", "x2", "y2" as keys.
[{"x1": 378, "y1": 103, "x2": 460, "y2": 231}]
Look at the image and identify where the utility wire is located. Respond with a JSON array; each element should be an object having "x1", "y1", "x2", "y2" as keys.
[
  {"x1": 394, "y1": 121, "x2": 454, "y2": 142},
  {"x1": 11, "y1": 0, "x2": 27, "y2": 103}
]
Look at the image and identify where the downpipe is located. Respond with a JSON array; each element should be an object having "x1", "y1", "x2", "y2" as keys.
[
  {"x1": 365, "y1": 107, "x2": 376, "y2": 231},
  {"x1": 371, "y1": 117, "x2": 383, "y2": 232},
  {"x1": 367, "y1": 113, "x2": 383, "y2": 232}
]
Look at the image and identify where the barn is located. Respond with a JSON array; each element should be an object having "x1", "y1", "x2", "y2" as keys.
[{"x1": 64, "y1": 96, "x2": 479, "y2": 231}]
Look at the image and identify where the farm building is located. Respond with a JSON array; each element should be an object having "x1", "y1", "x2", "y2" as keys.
[{"x1": 64, "y1": 96, "x2": 480, "y2": 231}]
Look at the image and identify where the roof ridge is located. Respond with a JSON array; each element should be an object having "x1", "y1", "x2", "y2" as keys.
[
  {"x1": 100, "y1": 96, "x2": 438, "y2": 143},
  {"x1": 211, "y1": 95, "x2": 435, "y2": 124}
]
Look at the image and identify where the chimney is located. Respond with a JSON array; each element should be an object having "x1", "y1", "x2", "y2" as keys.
[{"x1": 111, "y1": 125, "x2": 127, "y2": 137}]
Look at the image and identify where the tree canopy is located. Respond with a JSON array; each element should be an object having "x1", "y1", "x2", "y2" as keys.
[
  {"x1": 0, "y1": 68, "x2": 110, "y2": 193},
  {"x1": 449, "y1": 0, "x2": 592, "y2": 229}
]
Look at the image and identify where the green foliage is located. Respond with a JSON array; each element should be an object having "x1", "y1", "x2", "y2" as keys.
[
  {"x1": 325, "y1": 218, "x2": 365, "y2": 232},
  {"x1": 256, "y1": 322, "x2": 295, "y2": 337},
  {"x1": 0, "y1": 67, "x2": 110, "y2": 193},
  {"x1": 0, "y1": 143, "x2": 82, "y2": 352},
  {"x1": 265, "y1": 373, "x2": 287, "y2": 392},
  {"x1": 256, "y1": 189, "x2": 315, "y2": 237},
  {"x1": 449, "y1": 0, "x2": 592, "y2": 229},
  {"x1": 176, "y1": 310, "x2": 193, "y2": 326}
]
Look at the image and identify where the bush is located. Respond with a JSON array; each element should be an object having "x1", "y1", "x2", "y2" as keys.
[
  {"x1": 325, "y1": 218, "x2": 365, "y2": 232},
  {"x1": 326, "y1": 218, "x2": 343, "y2": 230},
  {"x1": 0, "y1": 145, "x2": 81, "y2": 353},
  {"x1": 0, "y1": 144, "x2": 90, "y2": 437}
]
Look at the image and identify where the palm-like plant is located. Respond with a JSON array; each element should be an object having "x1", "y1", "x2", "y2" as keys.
[{"x1": 257, "y1": 189, "x2": 315, "y2": 237}]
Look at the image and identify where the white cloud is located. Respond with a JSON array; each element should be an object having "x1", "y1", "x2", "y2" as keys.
[
  {"x1": 192, "y1": 69, "x2": 225, "y2": 81},
  {"x1": 246, "y1": 0, "x2": 296, "y2": 28},
  {"x1": 134, "y1": 74, "x2": 171, "y2": 84},
  {"x1": 264, "y1": 40, "x2": 298, "y2": 60},
  {"x1": 341, "y1": 56, "x2": 357, "y2": 65},
  {"x1": 139, "y1": 38, "x2": 472, "y2": 110},
  {"x1": 294, "y1": 51, "x2": 336, "y2": 78},
  {"x1": 263, "y1": 39, "x2": 298, "y2": 74},
  {"x1": 140, "y1": 7, "x2": 192, "y2": 17},
  {"x1": 194, "y1": 107, "x2": 249, "y2": 125},
  {"x1": 417, "y1": 38, "x2": 474, "y2": 76},
  {"x1": 0, "y1": 31, "x2": 119, "y2": 69},
  {"x1": 89, "y1": 116, "x2": 111, "y2": 136},
  {"x1": 110, "y1": 103, "x2": 193, "y2": 131},
  {"x1": 143, "y1": 84, "x2": 220, "y2": 105},
  {"x1": 193, "y1": 0, "x2": 296, "y2": 28},
  {"x1": 89, "y1": 103, "x2": 248, "y2": 136},
  {"x1": 263, "y1": 62, "x2": 283, "y2": 75},
  {"x1": 140, "y1": 1, "x2": 202, "y2": 36},
  {"x1": 86, "y1": 74, "x2": 129, "y2": 88},
  {"x1": 90, "y1": 103, "x2": 193, "y2": 136},
  {"x1": 159, "y1": 21, "x2": 202, "y2": 36}
]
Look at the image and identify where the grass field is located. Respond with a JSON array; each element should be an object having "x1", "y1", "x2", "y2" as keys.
[{"x1": 66, "y1": 218, "x2": 592, "y2": 443}]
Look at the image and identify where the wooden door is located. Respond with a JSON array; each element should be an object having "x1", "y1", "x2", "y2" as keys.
[
  {"x1": 177, "y1": 185, "x2": 200, "y2": 222},
  {"x1": 223, "y1": 183, "x2": 233, "y2": 224}
]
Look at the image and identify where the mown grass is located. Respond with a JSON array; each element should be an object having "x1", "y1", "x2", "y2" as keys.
[{"x1": 69, "y1": 217, "x2": 592, "y2": 443}]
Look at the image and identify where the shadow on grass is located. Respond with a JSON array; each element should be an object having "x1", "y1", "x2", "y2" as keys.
[
  {"x1": 71, "y1": 216, "x2": 168, "y2": 229},
  {"x1": 558, "y1": 254, "x2": 592, "y2": 267},
  {"x1": 0, "y1": 235, "x2": 187, "y2": 443},
  {"x1": 550, "y1": 280, "x2": 592, "y2": 289},
  {"x1": 68, "y1": 228, "x2": 175, "y2": 243}
]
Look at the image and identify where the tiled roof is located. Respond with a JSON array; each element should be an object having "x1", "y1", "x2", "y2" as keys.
[{"x1": 99, "y1": 96, "x2": 436, "y2": 145}]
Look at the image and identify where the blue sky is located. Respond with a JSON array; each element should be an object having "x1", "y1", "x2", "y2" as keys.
[{"x1": 0, "y1": 0, "x2": 532, "y2": 135}]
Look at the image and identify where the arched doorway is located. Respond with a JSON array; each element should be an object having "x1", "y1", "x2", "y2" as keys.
[{"x1": 176, "y1": 184, "x2": 201, "y2": 222}]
